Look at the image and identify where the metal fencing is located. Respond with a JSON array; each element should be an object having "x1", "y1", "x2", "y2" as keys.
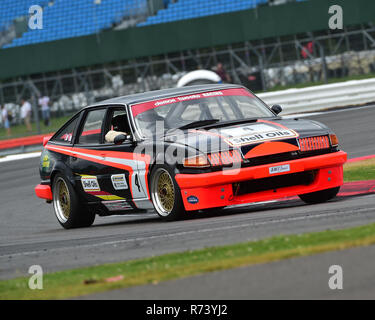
[{"x1": 1, "y1": 23, "x2": 375, "y2": 131}]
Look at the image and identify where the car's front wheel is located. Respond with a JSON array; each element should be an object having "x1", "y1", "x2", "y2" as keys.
[
  {"x1": 299, "y1": 187, "x2": 340, "y2": 204},
  {"x1": 150, "y1": 166, "x2": 186, "y2": 221},
  {"x1": 52, "y1": 173, "x2": 95, "y2": 229}
]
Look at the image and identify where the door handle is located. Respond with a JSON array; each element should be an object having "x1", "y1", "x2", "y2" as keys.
[{"x1": 72, "y1": 153, "x2": 78, "y2": 161}]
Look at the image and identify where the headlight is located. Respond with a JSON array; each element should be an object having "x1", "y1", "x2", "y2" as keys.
[
  {"x1": 329, "y1": 134, "x2": 339, "y2": 147},
  {"x1": 298, "y1": 136, "x2": 330, "y2": 152},
  {"x1": 183, "y1": 154, "x2": 210, "y2": 168},
  {"x1": 207, "y1": 150, "x2": 243, "y2": 166}
]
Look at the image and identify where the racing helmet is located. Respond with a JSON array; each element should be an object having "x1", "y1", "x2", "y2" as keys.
[{"x1": 112, "y1": 114, "x2": 130, "y2": 133}]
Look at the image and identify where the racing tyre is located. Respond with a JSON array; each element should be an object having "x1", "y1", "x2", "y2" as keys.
[
  {"x1": 299, "y1": 187, "x2": 340, "y2": 204},
  {"x1": 52, "y1": 173, "x2": 95, "y2": 229},
  {"x1": 150, "y1": 165, "x2": 186, "y2": 221}
]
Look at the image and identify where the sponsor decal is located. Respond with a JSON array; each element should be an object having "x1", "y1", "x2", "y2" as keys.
[
  {"x1": 221, "y1": 124, "x2": 298, "y2": 147},
  {"x1": 61, "y1": 133, "x2": 72, "y2": 142},
  {"x1": 202, "y1": 91, "x2": 223, "y2": 97},
  {"x1": 154, "y1": 92, "x2": 223, "y2": 106},
  {"x1": 111, "y1": 174, "x2": 128, "y2": 190},
  {"x1": 102, "y1": 200, "x2": 133, "y2": 211},
  {"x1": 176, "y1": 94, "x2": 201, "y2": 101},
  {"x1": 187, "y1": 195, "x2": 199, "y2": 204},
  {"x1": 155, "y1": 98, "x2": 177, "y2": 106},
  {"x1": 46, "y1": 145, "x2": 151, "y2": 204},
  {"x1": 83, "y1": 190, "x2": 125, "y2": 200},
  {"x1": 42, "y1": 154, "x2": 49, "y2": 168},
  {"x1": 131, "y1": 88, "x2": 254, "y2": 117},
  {"x1": 81, "y1": 175, "x2": 100, "y2": 192},
  {"x1": 269, "y1": 164, "x2": 291, "y2": 175}
]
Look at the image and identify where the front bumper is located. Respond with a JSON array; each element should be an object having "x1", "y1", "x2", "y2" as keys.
[{"x1": 175, "y1": 151, "x2": 347, "y2": 211}]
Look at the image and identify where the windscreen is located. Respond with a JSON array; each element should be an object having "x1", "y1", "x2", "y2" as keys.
[{"x1": 131, "y1": 88, "x2": 274, "y2": 137}]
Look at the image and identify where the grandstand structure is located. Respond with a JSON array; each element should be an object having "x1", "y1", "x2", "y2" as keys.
[
  {"x1": 0, "y1": 0, "x2": 374, "y2": 124},
  {"x1": 0, "y1": 0, "x2": 274, "y2": 48},
  {"x1": 1, "y1": 0, "x2": 149, "y2": 48},
  {"x1": 138, "y1": 0, "x2": 268, "y2": 26}
]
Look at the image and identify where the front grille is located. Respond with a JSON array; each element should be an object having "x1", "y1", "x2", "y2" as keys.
[
  {"x1": 233, "y1": 170, "x2": 316, "y2": 196},
  {"x1": 240, "y1": 148, "x2": 334, "y2": 168},
  {"x1": 298, "y1": 136, "x2": 330, "y2": 152}
]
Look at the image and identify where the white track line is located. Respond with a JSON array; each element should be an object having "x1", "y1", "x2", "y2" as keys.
[
  {"x1": 0, "y1": 152, "x2": 41, "y2": 163},
  {"x1": 283, "y1": 104, "x2": 375, "y2": 119}
]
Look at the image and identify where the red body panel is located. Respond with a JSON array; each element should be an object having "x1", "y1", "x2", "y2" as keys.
[
  {"x1": 35, "y1": 184, "x2": 53, "y2": 201},
  {"x1": 176, "y1": 151, "x2": 347, "y2": 211}
]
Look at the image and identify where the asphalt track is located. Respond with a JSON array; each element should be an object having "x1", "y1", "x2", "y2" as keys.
[{"x1": 1, "y1": 105, "x2": 375, "y2": 299}]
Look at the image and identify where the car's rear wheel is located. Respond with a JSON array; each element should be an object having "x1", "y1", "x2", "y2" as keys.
[
  {"x1": 299, "y1": 187, "x2": 340, "y2": 204},
  {"x1": 150, "y1": 166, "x2": 186, "y2": 221},
  {"x1": 52, "y1": 173, "x2": 95, "y2": 229}
]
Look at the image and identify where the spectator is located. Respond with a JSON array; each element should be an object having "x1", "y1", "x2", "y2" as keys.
[
  {"x1": 1, "y1": 104, "x2": 11, "y2": 136},
  {"x1": 301, "y1": 41, "x2": 314, "y2": 59},
  {"x1": 214, "y1": 62, "x2": 231, "y2": 83},
  {"x1": 21, "y1": 99, "x2": 32, "y2": 132},
  {"x1": 38, "y1": 95, "x2": 50, "y2": 126}
]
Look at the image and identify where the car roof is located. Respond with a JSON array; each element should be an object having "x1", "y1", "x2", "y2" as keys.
[{"x1": 88, "y1": 83, "x2": 244, "y2": 108}]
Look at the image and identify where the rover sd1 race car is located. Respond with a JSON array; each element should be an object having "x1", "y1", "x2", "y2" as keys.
[{"x1": 35, "y1": 84, "x2": 347, "y2": 229}]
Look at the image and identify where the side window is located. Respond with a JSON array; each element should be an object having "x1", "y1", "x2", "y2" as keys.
[
  {"x1": 104, "y1": 109, "x2": 132, "y2": 144},
  {"x1": 53, "y1": 116, "x2": 79, "y2": 144},
  {"x1": 78, "y1": 109, "x2": 106, "y2": 145}
]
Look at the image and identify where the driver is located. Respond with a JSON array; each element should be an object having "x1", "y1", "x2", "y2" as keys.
[{"x1": 105, "y1": 114, "x2": 130, "y2": 143}]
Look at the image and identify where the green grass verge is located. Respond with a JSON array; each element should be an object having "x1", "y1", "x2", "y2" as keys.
[
  {"x1": 0, "y1": 115, "x2": 71, "y2": 140},
  {"x1": 2, "y1": 222, "x2": 375, "y2": 300},
  {"x1": 344, "y1": 158, "x2": 375, "y2": 182}
]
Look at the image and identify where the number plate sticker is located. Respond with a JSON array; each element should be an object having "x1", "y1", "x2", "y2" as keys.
[{"x1": 269, "y1": 164, "x2": 290, "y2": 175}]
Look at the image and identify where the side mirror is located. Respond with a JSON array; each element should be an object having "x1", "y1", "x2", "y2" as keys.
[
  {"x1": 271, "y1": 104, "x2": 282, "y2": 115},
  {"x1": 114, "y1": 134, "x2": 132, "y2": 145}
]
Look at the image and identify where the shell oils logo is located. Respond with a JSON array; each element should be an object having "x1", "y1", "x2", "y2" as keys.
[{"x1": 81, "y1": 175, "x2": 101, "y2": 192}]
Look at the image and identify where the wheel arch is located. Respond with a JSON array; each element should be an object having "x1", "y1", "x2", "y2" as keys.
[{"x1": 50, "y1": 162, "x2": 76, "y2": 189}]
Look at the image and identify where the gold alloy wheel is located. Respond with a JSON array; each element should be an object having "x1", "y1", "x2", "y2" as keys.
[
  {"x1": 53, "y1": 177, "x2": 71, "y2": 223},
  {"x1": 151, "y1": 168, "x2": 175, "y2": 216}
]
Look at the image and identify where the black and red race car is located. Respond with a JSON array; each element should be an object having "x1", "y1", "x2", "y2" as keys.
[{"x1": 35, "y1": 84, "x2": 347, "y2": 229}]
